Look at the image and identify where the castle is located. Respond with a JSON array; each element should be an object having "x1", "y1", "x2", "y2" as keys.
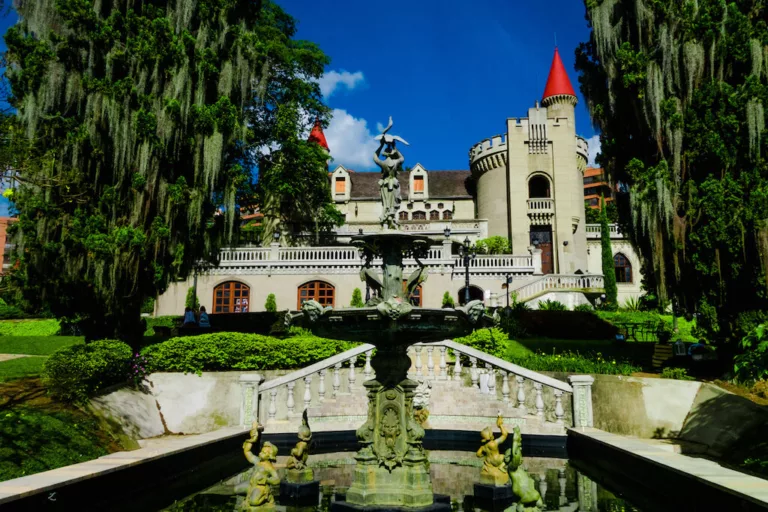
[{"x1": 154, "y1": 49, "x2": 642, "y2": 316}]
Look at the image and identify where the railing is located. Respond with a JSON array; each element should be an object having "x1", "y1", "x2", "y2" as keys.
[
  {"x1": 512, "y1": 274, "x2": 605, "y2": 301},
  {"x1": 456, "y1": 254, "x2": 533, "y2": 268},
  {"x1": 278, "y1": 247, "x2": 358, "y2": 261},
  {"x1": 585, "y1": 223, "x2": 624, "y2": 239},
  {"x1": 253, "y1": 340, "x2": 582, "y2": 428},
  {"x1": 219, "y1": 248, "x2": 270, "y2": 263},
  {"x1": 527, "y1": 198, "x2": 554, "y2": 214}
]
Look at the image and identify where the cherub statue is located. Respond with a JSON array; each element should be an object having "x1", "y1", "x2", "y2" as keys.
[
  {"x1": 503, "y1": 426, "x2": 543, "y2": 511},
  {"x1": 286, "y1": 409, "x2": 313, "y2": 472},
  {"x1": 477, "y1": 413, "x2": 510, "y2": 486},
  {"x1": 240, "y1": 465, "x2": 276, "y2": 511},
  {"x1": 238, "y1": 421, "x2": 280, "y2": 495},
  {"x1": 373, "y1": 117, "x2": 409, "y2": 230}
]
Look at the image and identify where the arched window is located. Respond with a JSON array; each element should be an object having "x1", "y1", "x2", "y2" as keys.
[
  {"x1": 213, "y1": 281, "x2": 251, "y2": 313},
  {"x1": 614, "y1": 253, "x2": 632, "y2": 283},
  {"x1": 403, "y1": 280, "x2": 423, "y2": 307},
  {"x1": 298, "y1": 281, "x2": 335, "y2": 309},
  {"x1": 429, "y1": 210, "x2": 440, "y2": 220},
  {"x1": 399, "y1": 211, "x2": 409, "y2": 221},
  {"x1": 528, "y1": 175, "x2": 551, "y2": 198},
  {"x1": 412, "y1": 211, "x2": 426, "y2": 221},
  {"x1": 442, "y1": 210, "x2": 453, "y2": 220}
]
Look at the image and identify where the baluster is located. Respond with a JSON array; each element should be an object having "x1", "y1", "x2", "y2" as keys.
[
  {"x1": 318, "y1": 369, "x2": 326, "y2": 402},
  {"x1": 303, "y1": 375, "x2": 312, "y2": 410},
  {"x1": 470, "y1": 357, "x2": 479, "y2": 388},
  {"x1": 534, "y1": 383, "x2": 544, "y2": 418},
  {"x1": 268, "y1": 389, "x2": 277, "y2": 420},
  {"x1": 348, "y1": 356, "x2": 357, "y2": 391},
  {"x1": 439, "y1": 347, "x2": 447, "y2": 380},
  {"x1": 286, "y1": 381, "x2": 296, "y2": 415},
  {"x1": 485, "y1": 363, "x2": 496, "y2": 397},
  {"x1": 502, "y1": 372, "x2": 510, "y2": 402},
  {"x1": 554, "y1": 390, "x2": 564, "y2": 424},
  {"x1": 333, "y1": 362, "x2": 341, "y2": 398},
  {"x1": 559, "y1": 468, "x2": 567, "y2": 506},
  {"x1": 415, "y1": 346, "x2": 423, "y2": 377},
  {"x1": 539, "y1": 472, "x2": 548, "y2": 502},
  {"x1": 516, "y1": 376, "x2": 526, "y2": 412},
  {"x1": 453, "y1": 350, "x2": 462, "y2": 380},
  {"x1": 426, "y1": 346, "x2": 435, "y2": 379},
  {"x1": 364, "y1": 350, "x2": 373, "y2": 380}
]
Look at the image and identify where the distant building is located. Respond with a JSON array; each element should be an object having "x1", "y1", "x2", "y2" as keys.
[
  {"x1": 583, "y1": 167, "x2": 613, "y2": 209},
  {"x1": 0, "y1": 217, "x2": 16, "y2": 276}
]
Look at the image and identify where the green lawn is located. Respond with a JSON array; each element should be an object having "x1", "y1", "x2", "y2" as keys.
[
  {"x1": 507, "y1": 337, "x2": 655, "y2": 367},
  {"x1": 0, "y1": 336, "x2": 84, "y2": 355},
  {"x1": 0, "y1": 357, "x2": 47, "y2": 382}
]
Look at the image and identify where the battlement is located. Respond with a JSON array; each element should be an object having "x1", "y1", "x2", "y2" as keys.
[
  {"x1": 576, "y1": 136, "x2": 589, "y2": 162},
  {"x1": 469, "y1": 134, "x2": 507, "y2": 174}
]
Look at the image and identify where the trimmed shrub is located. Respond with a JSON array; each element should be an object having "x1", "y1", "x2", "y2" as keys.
[
  {"x1": 661, "y1": 367, "x2": 694, "y2": 381},
  {"x1": 441, "y1": 292, "x2": 455, "y2": 308},
  {"x1": 454, "y1": 327, "x2": 508, "y2": 359},
  {"x1": 42, "y1": 340, "x2": 133, "y2": 403},
  {"x1": 264, "y1": 294, "x2": 277, "y2": 313},
  {"x1": 141, "y1": 333, "x2": 359, "y2": 374},
  {"x1": 350, "y1": 288, "x2": 365, "y2": 308},
  {"x1": 0, "y1": 319, "x2": 61, "y2": 336},
  {"x1": 144, "y1": 316, "x2": 178, "y2": 336},
  {"x1": 474, "y1": 236, "x2": 511, "y2": 255},
  {"x1": 574, "y1": 303, "x2": 594, "y2": 313},
  {"x1": 516, "y1": 311, "x2": 618, "y2": 340},
  {"x1": 538, "y1": 299, "x2": 567, "y2": 311},
  {"x1": 185, "y1": 287, "x2": 200, "y2": 310}
]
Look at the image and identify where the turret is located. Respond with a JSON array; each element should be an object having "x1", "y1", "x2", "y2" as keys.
[
  {"x1": 541, "y1": 48, "x2": 577, "y2": 109},
  {"x1": 308, "y1": 118, "x2": 331, "y2": 169}
]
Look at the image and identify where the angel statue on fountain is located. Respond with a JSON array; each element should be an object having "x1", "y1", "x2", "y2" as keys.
[{"x1": 373, "y1": 116, "x2": 409, "y2": 230}]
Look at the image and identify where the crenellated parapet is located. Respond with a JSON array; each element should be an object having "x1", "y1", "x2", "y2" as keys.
[
  {"x1": 576, "y1": 136, "x2": 588, "y2": 173},
  {"x1": 469, "y1": 134, "x2": 507, "y2": 176}
]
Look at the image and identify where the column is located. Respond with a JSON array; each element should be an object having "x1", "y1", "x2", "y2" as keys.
[
  {"x1": 568, "y1": 375, "x2": 595, "y2": 428},
  {"x1": 532, "y1": 247, "x2": 543, "y2": 275},
  {"x1": 239, "y1": 373, "x2": 264, "y2": 426}
]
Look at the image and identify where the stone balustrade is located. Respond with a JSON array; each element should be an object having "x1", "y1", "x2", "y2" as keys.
[
  {"x1": 527, "y1": 198, "x2": 555, "y2": 215},
  {"x1": 511, "y1": 273, "x2": 605, "y2": 302},
  {"x1": 585, "y1": 223, "x2": 624, "y2": 239}
]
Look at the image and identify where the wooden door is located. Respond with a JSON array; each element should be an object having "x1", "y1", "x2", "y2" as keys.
[
  {"x1": 539, "y1": 242, "x2": 554, "y2": 274},
  {"x1": 530, "y1": 227, "x2": 554, "y2": 274}
]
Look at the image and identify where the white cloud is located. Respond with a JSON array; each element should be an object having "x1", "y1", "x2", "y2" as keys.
[
  {"x1": 586, "y1": 135, "x2": 601, "y2": 167},
  {"x1": 375, "y1": 122, "x2": 386, "y2": 134},
  {"x1": 319, "y1": 70, "x2": 365, "y2": 99},
  {"x1": 325, "y1": 109, "x2": 380, "y2": 170}
]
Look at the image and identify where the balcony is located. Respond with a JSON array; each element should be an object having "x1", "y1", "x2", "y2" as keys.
[
  {"x1": 585, "y1": 223, "x2": 624, "y2": 239},
  {"x1": 527, "y1": 198, "x2": 554, "y2": 225}
]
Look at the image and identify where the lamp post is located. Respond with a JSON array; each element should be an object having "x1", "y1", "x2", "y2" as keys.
[
  {"x1": 458, "y1": 236, "x2": 476, "y2": 305},
  {"x1": 505, "y1": 273, "x2": 512, "y2": 308}
]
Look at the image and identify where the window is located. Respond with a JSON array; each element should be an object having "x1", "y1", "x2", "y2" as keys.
[
  {"x1": 429, "y1": 210, "x2": 440, "y2": 220},
  {"x1": 437, "y1": 203, "x2": 444, "y2": 209},
  {"x1": 412, "y1": 211, "x2": 426, "y2": 220},
  {"x1": 443, "y1": 210, "x2": 453, "y2": 220},
  {"x1": 413, "y1": 175, "x2": 424, "y2": 193},
  {"x1": 425, "y1": 203, "x2": 431, "y2": 209},
  {"x1": 298, "y1": 281, "x2": 335, "y2": 309},
  {"x1": 213, "y1": 281, "x2": 251, "y2": 313},
  {"x1": 399, "y1": 211, "x2": 409, "y2": 221},
  {"x1": 614, "y1": 253, "x2": 632, "y2": 283},
  {"x1": 403, "y1": 280, "x2": 422, "y2": 307},
  {"x1": 528, "y1": 175, "x2": 551, "y2": 198},
  {"x1": 335, "y1": 177, "x2": 346, "y2": 193}
]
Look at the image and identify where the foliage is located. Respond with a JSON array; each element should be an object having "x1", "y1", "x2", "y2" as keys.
[
  {"x1": 577, "y1": 0, "x2": 768, "y2": 341},
  {"x1": 140, "y1": 297, "x2": 156, "y2": 315},
  {"x1": 574, "y1": 303, "x2": 595, "y2": 313},
  {"x1": 621, "y1": 297, "x2": 641, "y2": 312},
  {"x1": 0, "y1": 336, "x2": 82, "y2": 355},
  {"x1": 538, "y1": 299, "x2": 568, "y2": 311},
  {"x1": 129, "y1": 353, "x2": 151, "y2": 388},
  {"x1": 474, "y1": 236, "x2": 512, "y2": 255},
  {"x1": 506, "y1": 350, "x2": 640, "y2": 376},
  {"x1": 454, "y1": 327, "x2": 508, "y2": 359},
  {"x1": 0, "y1": 319, "x2": 60, "y2": 337},
  {"x1": 661, "y1": 367, "x2": 695, "y2": 381},
  {"x1": 144, "y1": 316, "x2": 178, "y2": 336},
  {"x1": 441, "y1": 291, "x2": 455, "y2": 308},
  {"x1": 4, "y1": 0, "x2": 331, "y2": 343},
  {"x1": 42, "y1": 340, "x2": 133, "y2": 403},
  {"x1": 350, "y1": 288, "x2": 364, "y2": 308},
  {"x1": 731, "y1": 310, "x2": 768, "y2": 344},
  {"x1": 734, "y1": 323, "x2": 768, "y2": 382},
  {"x1": 140, "y1": 333, "x2": 358, "y2": 374},
  {"x1": 497, "y1": 309, "x2": 529, "y2": 339},
  {"x1": 596, "y1": 310, "x2": 697, "y2": 342},
  {"x1": 185, "y1": 288, "x2": 200, "y2": 311},
  {"x1": 0, "y1": 406, "x2": 112, "y2": 481},
  {"x1": 264, "y1": 293, "x2": 277, "y2": 313},
  {"x1": 0, "y1": 356, "x2": 46, "y2": 382},
  {"x1": 600, "y1": 196, "x2": 618, "y2": 308},
  {"x1": 0, "y1": 303, "x2": 30, "y2": 320},
  {"x1": 585, "y1": 200, "x2": 618, "y2": 224}
]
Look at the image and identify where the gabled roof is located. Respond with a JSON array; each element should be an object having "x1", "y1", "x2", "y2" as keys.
[
  {"x1": 308, "y1": 119, "x2": 329, "y2": 151},
  {"x1": 342, "y1": 170, "x2": 472, "y2": 200},
  {"x1": 542, "y1": 48, "x2": 576, "y2": 100}
]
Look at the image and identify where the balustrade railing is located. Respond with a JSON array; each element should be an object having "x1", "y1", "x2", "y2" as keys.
[
  {"x1": 527, "y1": 198, "x2": 554, "y2": 213},
  {"x1": 511, "y1": 274, "x2": 605, "y2": 301},
  {"x1": 456, "y1": 254, "x2": 533, "y2": 268},
  {"x1": 585, "y1": 223, "x2": 623, "y2": 239},
  {"x1": 278, "y1": 247, "x2": 358, "y2": 261}
]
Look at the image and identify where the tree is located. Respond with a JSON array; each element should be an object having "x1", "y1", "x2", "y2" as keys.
[
  {"x1": 474, "y1": 236, "x2": 511, "y2": 255},
  {"x1": 185, "y1": 287, "x2": 199, "y2": 311},
  {"x1": 4, "y1": 1, "x2": 330, "y2": 342},
  {"x1": 442, "y1": 291, "x2": 455, "y2": 308},
  {"x1": 576, "y1": 0, "x2": 768, "y2": 337},
  {"x1": 350, "y1": 288, "x2": 364, "y2": 308},
  {"x1": 264, "y1": 293, "x2": 277, "y2": 313},
  {"x1": 600, "y1": 195, "x2": 618, "y2": 309}
]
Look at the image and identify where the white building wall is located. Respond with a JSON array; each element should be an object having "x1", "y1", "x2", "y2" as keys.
[{"x1": 586, "y1": 239, "x2": 644, "y2": 305}]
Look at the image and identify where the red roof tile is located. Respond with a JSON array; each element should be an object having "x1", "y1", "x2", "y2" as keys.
[
  {"x1": 542, "y1": 48, "x2": 576, "y2": 100},
  {"x1": 308, "y1": 119, "x2": 329, "y2": 151}
]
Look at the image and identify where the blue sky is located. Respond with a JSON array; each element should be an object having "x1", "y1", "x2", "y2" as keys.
[{"x1": 279, "y1": 0, "x2": 599, "y2": 171}]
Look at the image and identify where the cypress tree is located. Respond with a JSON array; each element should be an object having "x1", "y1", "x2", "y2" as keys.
[{"x1": 600, "y1": 195, "x2": 618, "y2": 309}]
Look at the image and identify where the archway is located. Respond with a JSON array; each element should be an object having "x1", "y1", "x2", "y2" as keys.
[
  {"x1": 458, "y1": 285, "x2": 484, "y2": 305},
  {"x1": 528, "y1": 175, "x2": 551, "y2": 198}
]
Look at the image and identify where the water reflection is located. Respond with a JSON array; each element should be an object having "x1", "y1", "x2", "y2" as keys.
[{"x1": 162, "y1": 455, "x2": 640, "y2": 512}]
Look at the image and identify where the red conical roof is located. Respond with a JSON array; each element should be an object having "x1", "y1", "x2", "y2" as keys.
[
  {"x1": 542, "y1": 48, "x2": 576, "y2": 100},
  {"x1": 308, "y1": 119, "x2": 329, "y2": 151}
]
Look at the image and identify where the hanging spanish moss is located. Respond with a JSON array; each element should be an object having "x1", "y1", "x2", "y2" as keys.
[
  {"x1": 4, "y1": 0, "x2": 329, "y2": 341},
  {"x1": 577, "y1": 0, "x2": 768, "y2": 336}
]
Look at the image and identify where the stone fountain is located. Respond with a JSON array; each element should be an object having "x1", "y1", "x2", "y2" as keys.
[{"x1": 286, "y1": 118, "x2": 495, "y2": 511}]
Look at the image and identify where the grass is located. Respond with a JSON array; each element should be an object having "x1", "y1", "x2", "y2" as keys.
[
  {"x1": 0, "y1": 357, "x2": 47, "y2": 382},
  {"x1": 596, "y1": 311, "x2": 698, "y2": 342},
  {"x1": 0, "y1": 319, "x2": 61, "y2": 337},
  {"x1": 507, "y1": 337, "x2": 654, "y2": 365},
  {"x1": 0, "y1": 336, "x2": 84, "y2": 355}
]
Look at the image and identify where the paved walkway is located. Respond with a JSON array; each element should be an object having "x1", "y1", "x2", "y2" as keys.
[{"x1": 0, "y1": 354, "x2": 31, "y2": 362}]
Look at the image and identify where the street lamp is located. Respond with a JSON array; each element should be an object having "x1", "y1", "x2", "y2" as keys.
[
  {"x1": 504, "y1": 273, "x2": 513, "y2": 308},
  {"x1": 443, "y1": 227, "x2": 451, "y2": 238},
  {"x1": 458, "y1": 236, "x2": 476, "y2": 305},
  {"x1": 273, "y1": 230, "x2": 280, "y2": 243}
]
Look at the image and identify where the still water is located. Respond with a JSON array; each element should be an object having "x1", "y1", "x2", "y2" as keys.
[{"x1": 161, "y1": 453, "x2": 641, "y2": 512}]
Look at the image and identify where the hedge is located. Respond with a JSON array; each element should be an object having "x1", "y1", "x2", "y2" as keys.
[
  {"x1": 0, "y1": 319, "x2": 61, "y2": 337},
  {"x1": 141, "y1": 333, "x2": 359, "y2": 374},
  {"x1": 506, "y1": 351, "x2": 640, "y2": 376},
  {"x1": 42, "y1": 340, "x2": 133, "y2": 403},
  {"x1": 515, "y1": 311, "x2": 617, "y2": 340},
  {"x1": 454, "y1": 327, "x2": 508, "y2": 359}
]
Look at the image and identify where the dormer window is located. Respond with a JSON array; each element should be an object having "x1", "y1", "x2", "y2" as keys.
[
  {"x1": 429, "y1": 210, "x2": 440, "y2": 220},
  {"x1": 413, "y1": 176, "x2": 424, "y2": 193},
  {"x1": 335, "y1": 177, "x2": 346, "y2": 194}
]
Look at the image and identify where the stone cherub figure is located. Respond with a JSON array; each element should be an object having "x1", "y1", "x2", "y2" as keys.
[
  {"x1": 241, "y1": 465, "x2": 276, "y2": 511},
  {"x1": 504, "y1": 426, "x2": 543, "y2": 512},
  {"x1": 373, "y1": 117, "x2": 409, "y2": 230},
  {"x1": 285, "y1": 409, "x2": 314, "y2": 482},
  {"x1": 477, "y1": 413, "x2": 510, "y2": 486},
  {"x1": 237, "y1": 421, "x2": 280, "y2": 501}
]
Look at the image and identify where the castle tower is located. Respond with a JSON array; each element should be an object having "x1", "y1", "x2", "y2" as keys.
[
  {"x1": 309, "y1": 118, "x2": 331, "y2": 169},
  {"x1": 470, "y1": 48, "x2": 589, "y2": 274}
]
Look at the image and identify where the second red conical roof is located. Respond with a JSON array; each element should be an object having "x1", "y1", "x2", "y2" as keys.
[
  {"x1": 308, "y1": 119, "x2": 329, "y2": 151},
  {"x1": 542, "y1": 48, "x2": 576, "y2": 100}
]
